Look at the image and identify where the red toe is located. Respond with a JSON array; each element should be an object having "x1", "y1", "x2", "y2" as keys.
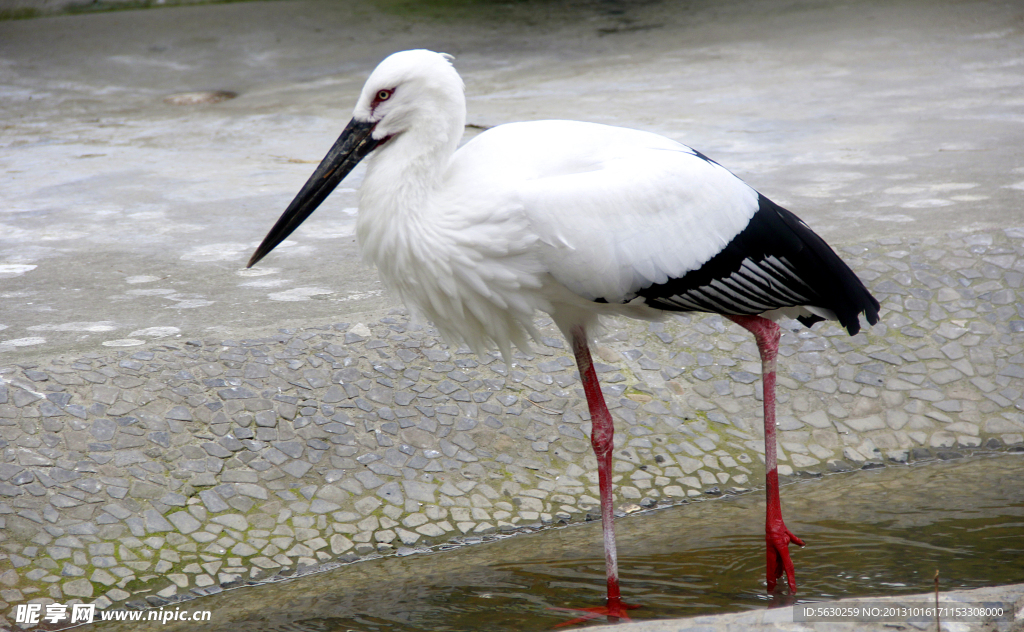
[{"x1": 552, "y1": 597, "x2": 641, "y2": 627}]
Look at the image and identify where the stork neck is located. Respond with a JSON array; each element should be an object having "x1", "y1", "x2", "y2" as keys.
[
  {"x1": 360, "y1": 112, "x2": 464, "y2": 217},
  {"x1": 356, "y1": 114, "x2": 463, "y2": 272}
]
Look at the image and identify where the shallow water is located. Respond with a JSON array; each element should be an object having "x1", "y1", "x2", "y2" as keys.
[{"x1": 90, "y1": 453, "x2": 1024, "y2": 631}]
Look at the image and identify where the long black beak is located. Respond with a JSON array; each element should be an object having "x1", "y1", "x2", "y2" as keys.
[{"x1": 247, "y1": 118, "x2": 380, "y2": 268}]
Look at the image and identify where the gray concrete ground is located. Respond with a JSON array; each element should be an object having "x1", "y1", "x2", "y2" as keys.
[
  {"x1": 1, "y1": 0, "x2": 1023, "y2": 630},
  {"x1": 1, "y1": 0, "x2": 1023, "y2": 360}
]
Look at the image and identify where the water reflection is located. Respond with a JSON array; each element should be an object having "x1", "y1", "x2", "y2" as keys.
[{"x1": 88, "y1": 453, "x2": 1024, "y2": 631}]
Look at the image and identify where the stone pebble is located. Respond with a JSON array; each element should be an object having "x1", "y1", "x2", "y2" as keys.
[{"x1": 0, "y1": 228, "x2": 1022, "y2": 622}]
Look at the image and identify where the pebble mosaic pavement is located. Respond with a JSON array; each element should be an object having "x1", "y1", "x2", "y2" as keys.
[{"x1": 1, "y1": 227, "x2": 1023, "y2": 625}]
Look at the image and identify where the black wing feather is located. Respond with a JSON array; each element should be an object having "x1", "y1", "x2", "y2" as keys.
[{"x1": 628, "y1": 194, "x2": 880, "y2": 335}]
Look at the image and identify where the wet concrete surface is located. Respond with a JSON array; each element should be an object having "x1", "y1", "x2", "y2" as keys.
[{"x1": 1, "y1": 0, "x2": 1022, "y2": 359}]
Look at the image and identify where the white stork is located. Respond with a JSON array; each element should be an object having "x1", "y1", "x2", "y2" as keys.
[{"x1": 248, "y1": 50, "x2": 880, "y2": 621}]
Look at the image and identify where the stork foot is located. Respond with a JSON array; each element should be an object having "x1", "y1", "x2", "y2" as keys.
[
  {"x1": 552, "y1": 597, "x2": 641, "y2": 627},
  {"x1": 766, "y1": 520, "x2": 805, "y2": 593}
]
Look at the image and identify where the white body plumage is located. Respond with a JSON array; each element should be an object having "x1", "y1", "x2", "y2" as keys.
[
  {"x1": 359, "y1": 117, "x2": 761, "y2": 357},
  {"x1": 351, "y1": 52, "x2": 787, "y2": 360}
]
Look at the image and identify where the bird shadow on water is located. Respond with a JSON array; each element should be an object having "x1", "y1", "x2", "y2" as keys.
[{"x1": 86, "y1": 453, "x2": 1024, "y2": 632}]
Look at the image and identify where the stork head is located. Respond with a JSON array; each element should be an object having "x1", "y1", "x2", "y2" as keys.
[
  {"x1": 247, "y1": 50, "x2": 465, "y2": 268},
  {"x1": 353, "y1": 49, "x2": 465, "y2": 147}
]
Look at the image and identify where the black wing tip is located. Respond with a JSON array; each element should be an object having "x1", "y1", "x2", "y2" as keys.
[
  {"x1": 763, "y1": 195, "x2": 883, "y2": 338},
  {"x1": 834, "y1": 278, "x2": 881, "y2": 337},
  {"x1": 818, "y1": 281, "x2": 878, "y2": 338}
]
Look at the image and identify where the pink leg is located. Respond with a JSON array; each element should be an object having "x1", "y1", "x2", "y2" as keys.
[
  {"x1": 552, "y1": 327, "x2": 639, "y2": 625},
  {"x1": 728, "y1": 315, "x2": 805, "y2": 594}
]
